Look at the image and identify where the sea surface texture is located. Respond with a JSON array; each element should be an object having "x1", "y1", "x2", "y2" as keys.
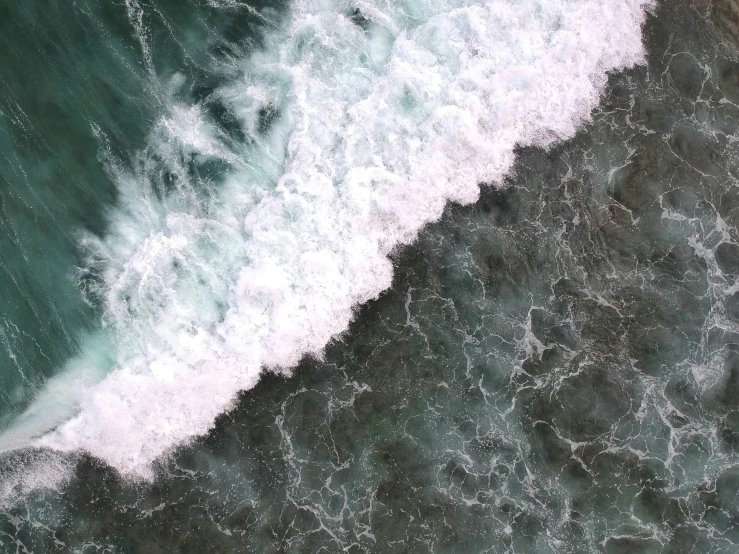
[{"x1": 1, "y1": 0, "x2": 739, "y2": 552}]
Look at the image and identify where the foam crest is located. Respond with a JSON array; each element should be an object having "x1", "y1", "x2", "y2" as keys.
[{"x1": 2, "y1": 0, "x2": 653, "y2": 479}]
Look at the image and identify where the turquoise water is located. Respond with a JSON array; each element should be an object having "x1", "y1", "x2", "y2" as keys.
[
  {"x1": 2, "y1": 0, "x2": 739, "y2": 551},
  {"x1": 0, "y1": 0, "x2": 280, "y2": 423}
]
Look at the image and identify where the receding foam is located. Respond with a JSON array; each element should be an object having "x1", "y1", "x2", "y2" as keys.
[{"x1": 0, "y1": 0, "x2": 654, "y2": 481}]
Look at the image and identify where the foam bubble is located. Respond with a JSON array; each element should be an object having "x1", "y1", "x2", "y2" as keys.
[{"x1": 1, "y1": 0, "x2": 653, "y2": 480}]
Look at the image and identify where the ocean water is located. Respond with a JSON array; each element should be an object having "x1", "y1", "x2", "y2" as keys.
[{"x1": 1, "y1": 0, "x2": 739, "y2": 551}]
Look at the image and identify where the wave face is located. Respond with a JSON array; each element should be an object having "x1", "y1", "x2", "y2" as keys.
[{"x1": 1, "y1": 0, "x2": 651, "y2": 479}]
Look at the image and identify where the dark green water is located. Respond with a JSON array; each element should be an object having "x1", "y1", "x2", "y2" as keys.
[{"x1": 2, "y1": 0, "x2": 739, "y2": 552}]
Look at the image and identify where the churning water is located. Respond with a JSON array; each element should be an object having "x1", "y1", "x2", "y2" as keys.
[{"x1": 2, "y1": 0, "x2": 739, "y2": 551}]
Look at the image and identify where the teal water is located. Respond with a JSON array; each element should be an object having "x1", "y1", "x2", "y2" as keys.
[
  {"x1": 1, "y1": 0, "x2": 739, "y2": 552},
  {"x1": 0, "y1": 0, "x2": 281, "y2": 425}
]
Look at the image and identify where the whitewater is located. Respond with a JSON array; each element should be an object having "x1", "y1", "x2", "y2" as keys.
[{"x1": 0, "y1": 0, "x2": 653, "y2": 492}]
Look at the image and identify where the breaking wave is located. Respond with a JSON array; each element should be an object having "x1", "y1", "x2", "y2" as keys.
[{"x1": 0, "y1": 0, "x2": 653, "y2": 484}]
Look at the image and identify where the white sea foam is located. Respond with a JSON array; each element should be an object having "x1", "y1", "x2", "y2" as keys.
[
  {"x1": 0, "y1": 450, "x2": 75, "y2": 510},
  {"x1": 0, "y1": 0, "x2": 653, "y2": 480}
]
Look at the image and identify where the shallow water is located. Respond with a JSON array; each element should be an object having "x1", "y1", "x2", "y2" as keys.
[{"x1": 2, "y1": 0, "x2": 739, "y2": 552}]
